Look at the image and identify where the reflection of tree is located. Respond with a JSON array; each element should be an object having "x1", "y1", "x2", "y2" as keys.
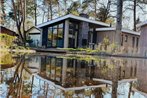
[{"x1": 6, "y1": 56, "x2": 30, "y2": 98}]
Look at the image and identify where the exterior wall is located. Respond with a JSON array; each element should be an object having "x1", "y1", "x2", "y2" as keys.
[
  {"x1": 139, "y1": 25, "x2": 147, "y2": 56},
  {"x1": 96, "y1": 31, "x2": 139, "y2": 49},
  {"x1": 122, "y1": 32, "x2": 139, "y2": 49},
  {"x1": 28, "y1": 28, "x2": 41, "y2": 47},
  {"x1": 29, "y1": 34, "x2": 41, "y2": 47},
  {"x1": 96, "y1": 31, "x2": 115, "y2": 44}
]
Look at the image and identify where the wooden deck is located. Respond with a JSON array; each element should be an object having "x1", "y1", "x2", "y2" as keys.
[{"x1": 31, "y1": 48, "x2": 67, "y2": 53}]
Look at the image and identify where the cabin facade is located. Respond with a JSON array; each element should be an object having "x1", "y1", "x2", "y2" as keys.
[
  {"x1": 96, "y1": 28, "x2": 140, "y2": 49},
  {"x1": 37, "y1": 14, "x2": 140, "y2": 49},
  {"x1": 37, "y1": 14, "x2": 110, "y2": 48}
]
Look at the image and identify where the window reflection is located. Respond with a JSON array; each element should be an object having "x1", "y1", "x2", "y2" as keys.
[
  {"x1": 48, "y1": 27, "x2": 52, "y2": 47},
  {"x1": 52, "y1": 26, "x2": 57, "y2": 47},
  {"x1": 47, "y1": 23, "x2": 63, "y2": 48}
]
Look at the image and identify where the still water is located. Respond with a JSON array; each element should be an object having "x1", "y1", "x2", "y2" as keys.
[{"x1": 0, "y1": 53, "x2": 147, "y2": 98}]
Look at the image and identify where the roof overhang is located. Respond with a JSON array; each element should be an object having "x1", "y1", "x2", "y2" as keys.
[
  {"x1": 136, "y1": 21, "x2": 147, "y2": 27},
  {"x1": 96, "y1": 27, "x2": 140, "y2": 36},
  {"x1": 37, "y1": 14, "x2": 110, "y2": 28}
]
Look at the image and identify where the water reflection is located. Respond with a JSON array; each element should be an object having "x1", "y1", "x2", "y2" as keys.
[{"x1": 0, "y1": 53, "x2": 147, "y2": 98}]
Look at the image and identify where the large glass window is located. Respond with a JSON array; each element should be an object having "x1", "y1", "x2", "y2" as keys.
[
  {"x1": 132, "y1": 37, "x2": 135, "y2": 47},
  {"x1": 68, "y1": 21, "x2": 79, "y2": 48},
  {"x1": 47, "y1": 23, "x2": 64, "y2": 48},
  {"x1": 47, "y1": 27, "x2": 52, "y2": 47},
  {"x1": 57, "y1": 24, "x2": 63, "y2": 47},
  {"x1": 52, "y1": 26, "x2": 57, "y2": 47}
]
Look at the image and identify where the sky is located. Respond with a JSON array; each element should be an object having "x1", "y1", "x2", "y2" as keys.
[
  {"x1": 2, "y1": 0, "x2": 147, "y2": 30},
  {"x1": 36, "y1": 0, "x2": 147, "y2": 30}
]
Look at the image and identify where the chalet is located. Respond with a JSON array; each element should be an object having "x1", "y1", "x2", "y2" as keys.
[
  {"x1": 37, "y1": 14, "x2": 110, "y2": 48},
  {"x1": 37, "y1": 14, "x2": 140, "y2": 49}
]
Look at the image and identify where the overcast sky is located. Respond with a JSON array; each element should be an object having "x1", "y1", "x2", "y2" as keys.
[{"x1": 4, "y1": 0, "x2": 147, "y2": 30}]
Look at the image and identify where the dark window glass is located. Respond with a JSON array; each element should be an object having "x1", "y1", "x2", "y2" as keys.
[
  {"x1": 47, "y1": 23, "x2": 64, "y2": 48},
  {"x1": 82, "y1": 39, "x2": 87, "y2": 46},
  {"x1": 125, "y1": 35, "x2": 128, "y2": 42},
  {"x1": 48, "y1": 27, "x2": 52, "y2": 47},
  {"x1": 52, "y1": 26, "x2": 57, "y2": 47},
  {"x1": 68, "y1": 38, "x2": 75, "y2": 48},
  {"x1": 121, "y1": 34, "x2": 123, "y2": 46},
  {"x1": 68, "y1": 21, "x2": 79, "y2": 48},
  {"x1": 132, "y1": 37, "x2": 135, "y2": 47},
  {"x1": 136, "y1": 37, "x2": 139, "y2": 47},
  {"x1": 56, "y1": 23, "x2": 64, "y2": 47}
]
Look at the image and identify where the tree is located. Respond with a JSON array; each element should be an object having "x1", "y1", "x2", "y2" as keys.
[
  {"x1": 43, "y1": 0, "x2": 59, "y2": 20},
  {"x1": 96, "y1": 0, "x2": 111, "y2": 22},
  {"x1": 115, "y1": 0, "x2": 123, "y2": 45},
  {"x1": 34, "y1": 0, "x2": 37, "y2": 25},
  {"x1": 0, "y1": 0, "x2": 6, "y2": 25},
  {"x1": 11, "y1": 0, "x2": 27, "y2": 45},
  {"x1": 124, "y1": 0, "x2": 147, "y2": 31},
  {"x1": 66, "y1": 1, "x2": 80, "y2": 15}
]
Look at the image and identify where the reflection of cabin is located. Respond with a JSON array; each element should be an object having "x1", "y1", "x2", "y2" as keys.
[
  {"x1": 38, "y1": 56, "x2": 138, "y2": 87},
  {"x1": 26, "y1": 26, "x2": 41, "y2": 47}
]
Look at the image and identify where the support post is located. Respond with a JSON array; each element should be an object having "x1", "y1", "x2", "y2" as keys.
[{"x1": 64, "y1": 20, "x2": 69, "y2": 48}]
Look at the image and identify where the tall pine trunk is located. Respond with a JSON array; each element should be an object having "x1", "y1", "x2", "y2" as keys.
[
  {"x1": 133, "y1": 0, "x2": 136, "y2": 31},
  {"x1": 34, "y1": 0, "x2": 37, "y2": 26},
  {"x1": 115, "y1": 0, "x2": 123, "y2": 45}
]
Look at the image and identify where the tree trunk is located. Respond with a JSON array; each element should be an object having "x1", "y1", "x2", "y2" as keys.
[
  {"x1": 94, "y1": 0, "x2": 97, "y2": 20},
  {"x1": 133, "y1": 0, "x2": 136, "y2": 31},
  {"x1": 115, "y1": 0, "x2": 123, "y2": 45},
  {"x1": 47, "y1": 5, "x2": 50, "y2": 20},
  {"x1": 1, "y1": 0, "x2": 5, "y2": 25},
  {"x1": 34, "y1": 0, "x2": 37, "y2": 26},
  {"x1": 57, "y1": 1, "x2": 61, "y2": 16},
  {"x1": 11, "y1": 0, "x2": 26, "y2": 46},
  {"x1": 49, "y1": 1, "x2": 53, "y2": 20}
]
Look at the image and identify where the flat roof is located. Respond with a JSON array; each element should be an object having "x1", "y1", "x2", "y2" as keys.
[
  {"x1": 37, "y1": 14, "x2": 110, "y2": 28},
  {"x1": 136, "y1": 21, "x2": 147, "y2": 27},
  {"x1": 96, "y1": 27, "x2": 140, "y2": 36}
]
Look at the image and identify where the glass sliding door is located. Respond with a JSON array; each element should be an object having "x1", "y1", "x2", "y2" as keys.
[
  {"x1": 47, "y1": 23, "x2": 64, "y2": 48},
  {"x1": 52, "y1": 26, "x2": 57, "y2": 47},
  {"x1": 68, "y1": 21, "x2": 79, "y2": 48},
  {"x1": 57, "y1": 23, "x2": 63, "y2": 47},
  {"x1": 47, "y1": 27, "x2": 52, "y2": 47}
]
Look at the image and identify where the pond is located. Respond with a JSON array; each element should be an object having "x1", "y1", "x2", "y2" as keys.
[{"x1": 0, "y1": 52, "x2": 147, "y2": 98}]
